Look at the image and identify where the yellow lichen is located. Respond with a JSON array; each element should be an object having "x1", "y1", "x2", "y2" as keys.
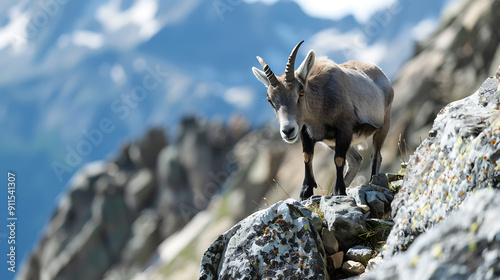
[
  {"x1": 432, "y1": 243, "x2": 442, "y2": 259},
  {"x1": 470, "y1": 222, "x2": 479, "y2": 232},
  {"x1": 411, "y1": 255, "x2": 420, "y2": 266},
  {"x1": 469, "y1": 242, "x2": 477, "y2": 252}
]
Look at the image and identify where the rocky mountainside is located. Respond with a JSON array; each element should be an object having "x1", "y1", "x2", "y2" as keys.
[
  {"x1": 18, "y1": 0, "x2": 500, "y2": 279},
  {"x1": 3, "y1": 0, "x2": 453, "y2": 267}
]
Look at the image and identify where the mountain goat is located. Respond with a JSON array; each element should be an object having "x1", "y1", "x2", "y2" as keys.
[{"x1": 252, "y1": 41, "x2": 394, "y2": 200}]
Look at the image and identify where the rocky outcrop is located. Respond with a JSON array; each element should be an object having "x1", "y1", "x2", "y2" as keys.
[
  {"x1": 304, "y1": 196, "x2": 367, "y2": 253},
  {"x1": 384, "y1": 77, "x2": 500, "y2": 255},
  {"x1": 198, "y1": 192, "x2": 397, "y2": 279},
  {"x1": 200, "y1": 199, "x2": 327, "y2": 280},
  {"x1": 365, "y1": 188, "x2": 500, "y2": 280},
  {"x1": 357, "y1": 74, "x2": 500, "y2": 279}
]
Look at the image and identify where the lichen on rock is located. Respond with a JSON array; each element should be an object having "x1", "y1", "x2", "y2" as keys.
[
  {"x1": 364, "y1": 189, "x2": 500, "y2": 279},
  {"x1": 385, "y1": 77, "x2": 500, "y2": 255},
  {"x1": 199, "y1": 199, "x2": 328, "y2": 280},
  {"x1": 304, "y1": 196, "x2": 367, "y2": 252}
]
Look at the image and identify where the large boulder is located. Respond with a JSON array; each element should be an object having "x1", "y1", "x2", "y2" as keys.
[
  {"x1": 365, "y1": 189, "x2": 500, "y2": 279},
  {"x1": 199, "y1": 199, "x2": 328, "y2": 280},
  {"x1": 385, "y1": 77, "x2": 500, "y2": 255}
]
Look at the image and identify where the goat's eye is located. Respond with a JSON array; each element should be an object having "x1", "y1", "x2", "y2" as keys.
[
  {"x1": 299, "y1": 90, "x2": 304, "y2": 96},
  {"x1": 267, "y1": 98, "x2": 275, "y2": 108}
]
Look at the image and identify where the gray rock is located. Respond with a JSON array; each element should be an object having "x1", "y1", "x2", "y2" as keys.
[
  {"x1": 342, "y1": 260, "x2": 365, "y2": 276},
  {"x1": 366, "y1": 254, "x2": 383, "y2": 270},
  {"x1": 370, "y1": 173, "x2": 389, "y2": 189},
  {"x1": 347, "y1": 187, "x2": 369, "y2": 211},
  {"x1": 156, "y1": 146, "x2": 195, "y2": 237},
  {"x1": 384, "y1": 0, "x2": 500, "y2": 176},
  {"x1": 137, "y1": 128, "x2": 168, "y2": 169},
  {"x1": 385, "y1": 77, "x2": 500, "y2": 255},
  {"x1": 345, "y1": 245, "x2": 374, "y2": 266},
  {"x1": 118, "y1": 210, "x2": 160, "y2": 268},
  {"x1": 365, "y1": 191, "x2": 386, "y2": 218},
  {"x1": 112, "y1": 144, "x2": 137, "y2": 171},
  {"x1": 364, "y1": 189, "x2": 500, "y2": 280},
  {"x1": 349, "y1": 183, "x2": 394, "y2": 218},
  {"x1": 125, "y1": 168, "x2": 155, "y2": 211},
  {"x1": 199, "y1": 199, "x2": 328, "y2": 280},
  {"x1": 322, "y1": 228, "x2": 339, "y2": 254},
  {"x1": 305, "y1": 196, "x2": 367, "y2": 252}
]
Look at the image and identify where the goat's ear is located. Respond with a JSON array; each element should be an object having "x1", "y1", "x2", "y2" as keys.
[
  {"x1": 252, "y1": 67, "x2": 270, "y2": 87},
  {"x1": 297, "y1": 50, "x2": 315, "y2": 84}
]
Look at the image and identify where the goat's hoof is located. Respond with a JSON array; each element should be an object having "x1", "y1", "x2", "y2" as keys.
[
  {"x1": 333, "y1": 188, "x2": 347, "y2": 196},
  {"x1": 300, "y1": 185, "x2": 315, "y2": 201}
]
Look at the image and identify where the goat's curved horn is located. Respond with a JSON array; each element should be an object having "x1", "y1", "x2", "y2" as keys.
[
  {"x1": 285, "y1": 40, "x2": 304, "y2": 83},
  {"x1": 257, "y1": 56, "x2": 279, "y2": 87}
]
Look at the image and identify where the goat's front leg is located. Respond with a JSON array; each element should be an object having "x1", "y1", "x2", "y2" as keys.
[
  {"x1": 300, "y1": 127, "x2": 317, "y2": 201},
  {"x1": 333, "y1": 129, "x2": 352, "y2": 196}
]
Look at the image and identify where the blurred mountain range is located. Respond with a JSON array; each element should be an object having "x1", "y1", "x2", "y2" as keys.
[{"x1": 0, "y1": 0, "x2": 452, "y2": 277}]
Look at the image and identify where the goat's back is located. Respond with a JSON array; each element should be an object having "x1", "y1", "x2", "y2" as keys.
[{"x1": 340, "y1": 61, "x2": 394, "y2": 108}]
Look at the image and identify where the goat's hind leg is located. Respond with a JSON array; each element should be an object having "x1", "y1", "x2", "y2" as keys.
[
  {"x1": 370, "y1": 114, "x2": 390, "y2": 177},
  {"x1": 344, "y1": 148, "x2": 362, "y2": 188}
]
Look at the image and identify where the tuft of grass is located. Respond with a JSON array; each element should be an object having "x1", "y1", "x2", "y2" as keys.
[
  {"x1": 387, "y1": 168, "x2": 407, "y2": 192},
  {"x1": 358, "y1": 219, "x2": 394, "y2": 251}
]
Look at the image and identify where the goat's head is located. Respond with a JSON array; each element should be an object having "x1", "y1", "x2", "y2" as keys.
[{"x1": 252, "y1": 41, "x2": 315, "y2": 144}]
